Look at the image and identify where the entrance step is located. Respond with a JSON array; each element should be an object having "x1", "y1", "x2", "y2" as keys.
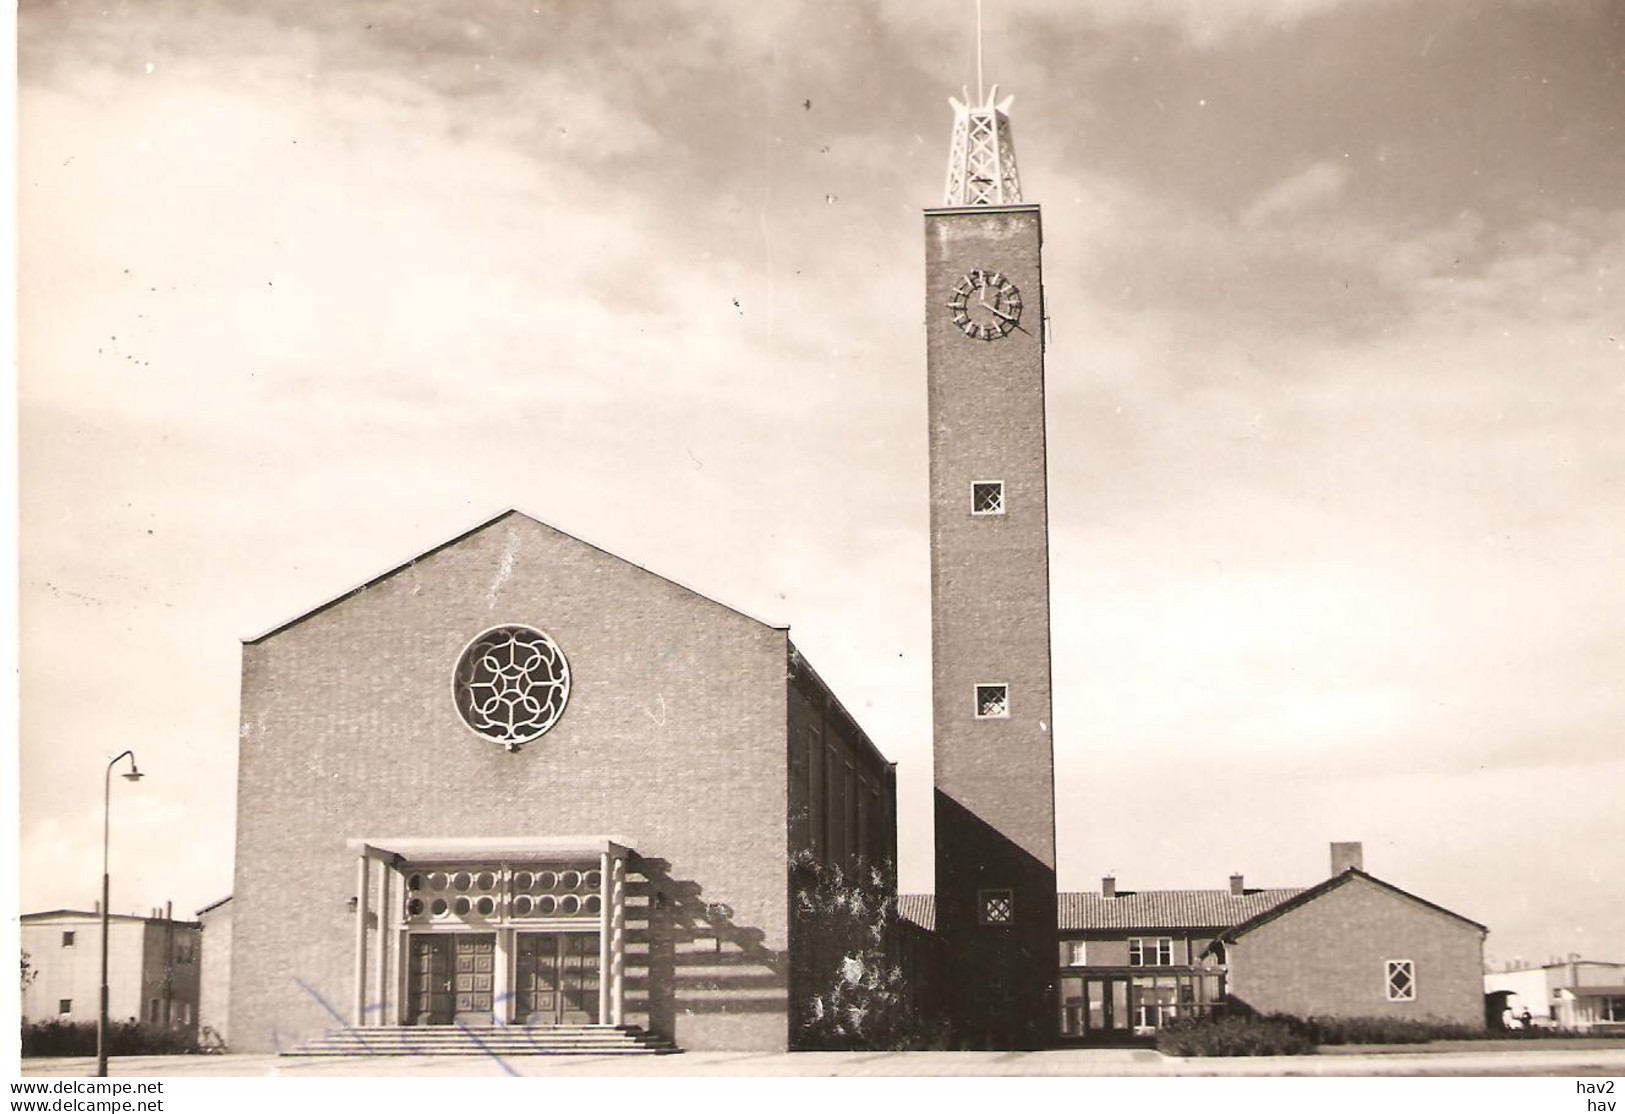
[{"x1": 283, "y1": 1024, "x2": 680, "y2": 1057}]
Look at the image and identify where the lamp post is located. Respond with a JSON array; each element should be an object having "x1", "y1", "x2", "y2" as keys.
[{"x1": 97, "y1": 751, "x2": 143, "y2": 1078}]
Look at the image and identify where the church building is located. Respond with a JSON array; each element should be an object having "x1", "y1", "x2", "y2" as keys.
[
  {"x1": 229, "y1": 509, "x2": 895, "y2": 1053},
  {"x1": 217, "y1": 79, "x2": 1485, "y2": 1055},
  {"x1": 223, "y1": 82, "x2": 1048, "y2": 1056}
]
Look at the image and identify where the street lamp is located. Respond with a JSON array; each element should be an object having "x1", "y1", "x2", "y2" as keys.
[{"x1": 97, "y1": 751, "x2": 143, "y2": 1078}]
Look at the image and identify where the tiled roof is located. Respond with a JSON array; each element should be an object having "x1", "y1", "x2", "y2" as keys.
[
  {"x1": 895, "y1": 889, "x2": 1304, "y2": 933},
  {"x1": 1215, "y1": 869, "x2": 1486, "y2": 942},
  {"x1": 1059, "y1": 889, "x2": 1304, "y2": 931},
  {"x1": 896, "y1": 893, "x2": 936, "y2": 932}
]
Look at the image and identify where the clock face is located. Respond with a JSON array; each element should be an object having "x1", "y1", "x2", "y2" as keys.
[{"x1": 946, "y1": 269, "x2": 1023, "y2": 340}]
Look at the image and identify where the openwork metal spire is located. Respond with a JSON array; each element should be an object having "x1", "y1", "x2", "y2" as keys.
[{"x1": 943, "y1": 84, "x2": 1023, "y2": 206}]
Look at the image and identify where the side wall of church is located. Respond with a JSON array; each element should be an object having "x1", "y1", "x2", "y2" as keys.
[
  {"x1": 231, "y1": 513, "x2": 792, "y2": 1052},
  {"x1": 784, "y1": 652, "x2": 898, "y2": 1048}
]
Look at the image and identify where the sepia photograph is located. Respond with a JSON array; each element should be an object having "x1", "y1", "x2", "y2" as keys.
[{"x1": 10, "y1": 0, "x2": 1625, "y2": 1101}]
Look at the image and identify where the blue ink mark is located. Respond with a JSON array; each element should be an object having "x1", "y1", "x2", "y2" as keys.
[
  {"x1": 455, "y1": 1020, "x2": 518, "y2": 1076},
  {"x1": 293, "y1": 976, "x2": 373, "y2": 1055}
]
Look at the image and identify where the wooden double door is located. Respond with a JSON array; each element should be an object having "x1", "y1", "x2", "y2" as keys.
[
  {"x1": 406, "y1": 933, "x2": 495, "y2": 1026},
  {"x1": 406, "y1": 931, "x2": 598, "y2": 1026},
  {"x1": 515, "y1": 932, "x2": 599, "y2": 1025}
]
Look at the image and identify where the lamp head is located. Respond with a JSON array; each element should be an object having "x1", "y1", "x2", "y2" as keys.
[{"x1": 122, "y1": 769, "x2": 143, "y2": 782}]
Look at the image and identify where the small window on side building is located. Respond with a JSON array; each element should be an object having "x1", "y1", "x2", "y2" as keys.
[
  {"x1": 61, "y1": 930, "x2": 75, "y2": 948},
  {"x1": 58, "y1": 999, "x2": 72, "y2": 1015},
  {"x1": 1386, "y1": 959, "x2": 1415, "y2": 1001}
]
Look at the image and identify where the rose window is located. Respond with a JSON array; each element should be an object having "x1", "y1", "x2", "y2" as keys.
[{"x1": 453, "y1": 626, "x2": 571, "y2": 748}]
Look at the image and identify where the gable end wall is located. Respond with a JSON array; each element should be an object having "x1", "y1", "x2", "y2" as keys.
[{"x1": 1227, "y1": 876, "x2": 1484, "y2": 1026}]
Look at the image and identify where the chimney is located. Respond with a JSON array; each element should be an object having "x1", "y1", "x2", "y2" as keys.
[
  {"x1": 1229, "y1": 873, "x2": 1245, "y2": 897},
  {"x1": 1330, "y1": 841, "x2": 1364, "y2": 875},
  {"x1": 166, "y1": 900, "x2": 173, "y2": 922},
  {"x1": 1101, "y1": 875, "x2": 1116, "y2": 899}
]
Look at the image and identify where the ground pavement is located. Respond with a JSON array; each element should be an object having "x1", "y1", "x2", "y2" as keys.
[{"x1": 18, "y1": 1044, "x2": 1625, "y2": 1077}]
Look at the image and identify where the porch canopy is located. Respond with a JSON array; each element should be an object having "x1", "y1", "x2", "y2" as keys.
[
  {"x1": 344, "y1": 834, "x2": 636, "y2": 1029},
  {"x1": 347, "y1": 834, "x2": 634, "y2": 863}
]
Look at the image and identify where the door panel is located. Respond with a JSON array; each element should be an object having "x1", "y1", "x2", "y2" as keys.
[
  {"x1": 514, "y1": 933, "x2": 599, "y2": 1024},
  {"x1": 406, "y1": 935, "x2": 453, "y2": 1026},
  {"x1": 560, "y1": 932, "x2": 600, "y2": 1024},
  {"x1": 514, "y1": 933, "x2": 560, "y2": 1024},
  {"x1": 452, "y1": 934, "x2": 495, "y2": 1023}
]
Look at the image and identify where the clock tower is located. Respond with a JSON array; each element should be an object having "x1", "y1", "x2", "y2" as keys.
[{"x1": 926, "y1": 86, "x2": 1058, "y2": 1049}]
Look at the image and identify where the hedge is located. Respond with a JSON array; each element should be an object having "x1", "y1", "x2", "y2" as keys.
[{"x1": 21, "y1": 1019, "x2": 200, "y2": 1058}]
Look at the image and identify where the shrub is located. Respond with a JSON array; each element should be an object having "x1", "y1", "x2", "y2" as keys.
[
  {"x1": 21, "y1": 1019, "x2": 199, "y2": 1058},
  {"x1": 1299, "y1": 1015, "x2": 1483, "y2": 1045},
  {"x1": 790, "y1": 852, "x2": 948, "y2": 1051},
  {"x1": 1155, "y1": 1013, "x2": 1315, "y2": 1057},
  {"x1": 1157, "y1": 1009, "x2": 1594, "y2": 1056}
]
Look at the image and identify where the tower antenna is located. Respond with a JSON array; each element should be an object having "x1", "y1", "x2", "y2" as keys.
[
  {"x1": 941, "y1": 1, "x2": 1022, "y2": 207},
  {"x1": 976, "y1": 0, "x2": 985, "y2": 104}
]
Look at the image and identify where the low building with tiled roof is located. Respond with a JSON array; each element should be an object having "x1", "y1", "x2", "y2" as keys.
[
  {"x1": 1057, "y1": 886, "x2": 1305, "y2": 932},
  {"x1": 898, "y1": 841, "x2": 1487, "y2": 1041}
]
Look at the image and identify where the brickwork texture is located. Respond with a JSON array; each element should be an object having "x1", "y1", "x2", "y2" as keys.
[
  {"x1": 232, "y1": 512, "x2": 797, "y2": 1052},
  {"x1": 1226, "y1": 874, "x2": 1486, "y2": 1026}
]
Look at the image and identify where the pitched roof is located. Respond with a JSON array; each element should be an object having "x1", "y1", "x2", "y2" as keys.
[
  {"x1": 1211, "y1": 869, "x2": 1487, "y2": 947},
  {"x1": 1058, "y1": 888, "x2": 1304, "y2": 931},
  {"x1": 895, "y1": 888, "x2": 1303, "y2": 934},
  {"x1": 244, "y1": 507, "x2": 788, "y2": 644},
  {"x1": 897, "y1": 893, "x2": 936, "y2": 932}
]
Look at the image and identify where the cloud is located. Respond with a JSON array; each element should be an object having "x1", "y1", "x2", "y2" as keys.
[
  {"x1": 1037, "y1": 0, "x2": 1364, "y2": 48},
  {"x1": 1242, "y1": 159, "x2": 1353, "y2": 227}
]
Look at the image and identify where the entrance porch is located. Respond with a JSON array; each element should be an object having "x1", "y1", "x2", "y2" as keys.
[{"x1": 345, "y1": 836, "x2": 632, "y2": 1030}]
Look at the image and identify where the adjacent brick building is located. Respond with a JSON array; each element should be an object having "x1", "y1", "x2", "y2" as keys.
[
  {"x1": 1215, "y1": 864, "x2": 1487, "y2": 1027},
  {"x1": 901, "y1": 842, "x2": 1488, "y2": 1039},
  {"x1": 21, "y1": 908, "x2": 201, "y2": 1034}
]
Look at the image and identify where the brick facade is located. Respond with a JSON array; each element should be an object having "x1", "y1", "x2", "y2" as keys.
[
  {"x1": 1224, "y1": 874, "x2": 1486, "y2": 1025},
  {"x1": 231, "y1": 511, "x2": 898, "y2": 1053},
  {"x1": 926, "y1": 205, "x2": 1059, "y2": 1048},
  {"x1": 197, "y1": 898, "x2": 233, "y2": 1043}
]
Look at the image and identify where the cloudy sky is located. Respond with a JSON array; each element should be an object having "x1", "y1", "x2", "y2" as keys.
[{"x1": 16, "y1": 0, "x2": 1623, "y2": 968}]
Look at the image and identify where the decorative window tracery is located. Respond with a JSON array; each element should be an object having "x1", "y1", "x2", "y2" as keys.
[
  {"x1": 975, "y1": 684, "x2": 1009, "y2": 719},
  {"x1": 979, "y1": 889, "x2": 1014, "y2": 925},
  {"x1": 403, "y1": 863, "x2": 602, "y2": 924},
  {"x1": 972, "y1": 481, "x2": 1005, "y2": 516},
  {"x1": 453, "y1": 626, "x2": 571, "y2": 749},
  {"x1": 1386, "y1": 959, "x2": 1415, "y2": 1001}
]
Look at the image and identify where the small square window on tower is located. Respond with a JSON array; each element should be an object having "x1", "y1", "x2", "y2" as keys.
[
  {"x1": 979, "y1": 889, "x2": 1014, "y2": 926},
  {"x1": 1386, "y1": 959, "x2": 1416, "y2": 1001},
  {"x1": 59, "y1": 999, "x2": 72, "y2": 1016},
  {"x1": 974, "y1": 684, "x2": 1009, "y2": 719},
  {"x1": 971, "y1": 481, "x2": 1005, "y2": 516},
  {"x1": 61, "y1": 930, "x2": 75, "y2": 948}
]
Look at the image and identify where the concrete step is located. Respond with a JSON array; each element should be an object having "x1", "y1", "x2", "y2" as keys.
[{"x1": 283, "y1": 1025, "x2": 680, "y2": 1057}]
